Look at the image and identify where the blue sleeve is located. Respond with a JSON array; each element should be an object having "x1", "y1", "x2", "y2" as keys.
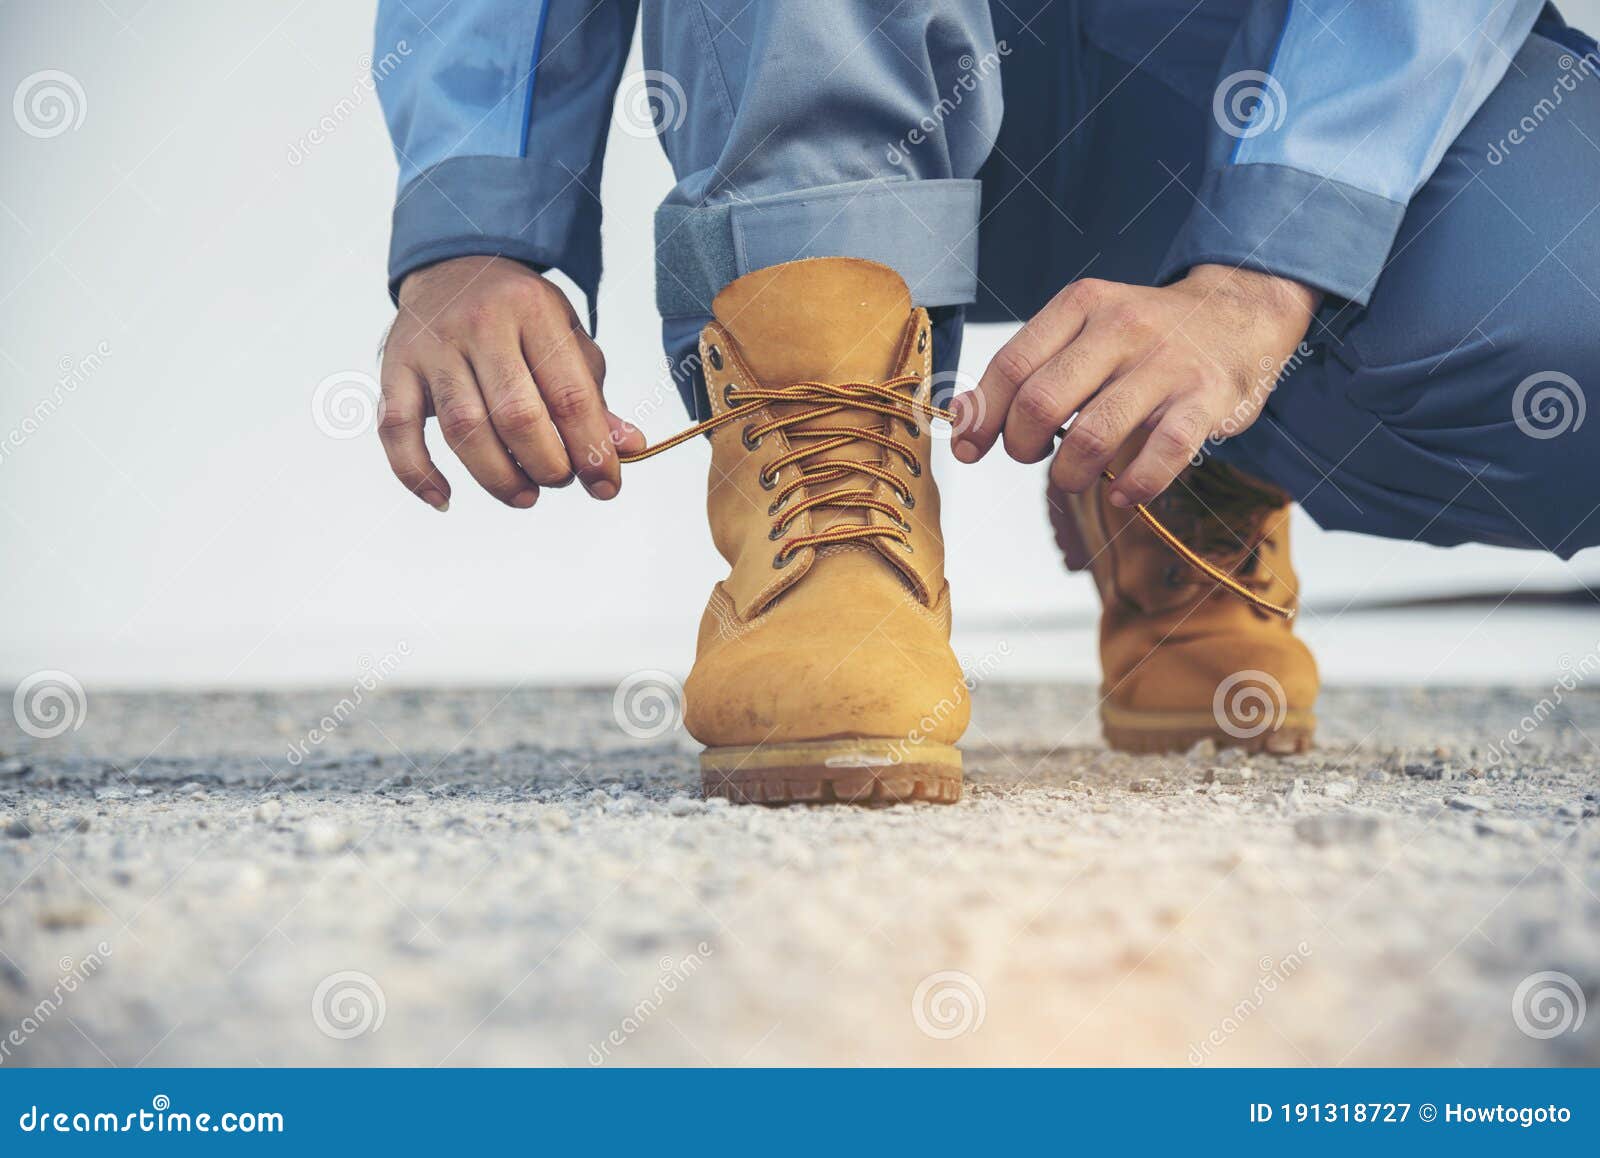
[
  {"x1": 1158, "y1": 0, "x2": 1545, "y2": 305},
  {"x1": 374, "y1": 0, "x2": 640, "y2": 324}
]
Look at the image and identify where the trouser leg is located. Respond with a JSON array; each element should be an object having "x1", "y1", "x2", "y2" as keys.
[
  {"x1": 642, "y1": 0, "x2": 1003, "y2": 415},
  {"x1": 980, "y1": 3, "x2": 1600, "y2": 556}
]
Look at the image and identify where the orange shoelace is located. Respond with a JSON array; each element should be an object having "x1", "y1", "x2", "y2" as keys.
[{"x1": 619, "y1": 377, "x2": 1293, "y2": 619}]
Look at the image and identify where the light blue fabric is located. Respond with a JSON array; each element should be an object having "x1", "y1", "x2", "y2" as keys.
[{"x1": 373, "y1": 0, "x2": 1600, "y2": 555}]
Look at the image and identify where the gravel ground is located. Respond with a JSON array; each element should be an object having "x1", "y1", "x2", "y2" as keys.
[{"x1": 1, "y1": 684, "x2": 1597, "y2": 1067}]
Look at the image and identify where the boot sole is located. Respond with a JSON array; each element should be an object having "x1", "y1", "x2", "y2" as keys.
[
  {"x1": 1101, "y1": 704, "x2": 1316, "y2": 755},
  {"x1": 700, "y1": 739, "x2": 962, "y2": 806}
]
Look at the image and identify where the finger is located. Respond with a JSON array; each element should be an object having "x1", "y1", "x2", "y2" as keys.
[
  {"x1": 954, "y1": 279, "x2": 1101, "y2": 462},
  {"x1": 1002, "y1": 321, "x2": 1125, "y2": 465},
  {"x1": 422, "y1": 346, "x2": 540, "y2": 508},
  {"x1": 467, "y1": 329, "x2": 573, "y2": 489},
  {"x1": 608, "y1": 410, "x2": 647, "y2": 456},
  {"x1": 523, "y1": 322, "x2": 619, "y2": 499},
  {"x1": 1048, "y1": 369, "x2": 1168, "y2": 494},
  {"x1": 1109, "y1": 397, "x2": 1215, "y2": 507},
  {"x1": 377, "y1": 364, "x2": 451, "y2": 511}
]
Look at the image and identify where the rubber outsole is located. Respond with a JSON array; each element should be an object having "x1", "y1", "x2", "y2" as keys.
[
  {"x1": 700, "y1": 738, "x2": 962, "y2": 806},
  {"x1": 1101, "y1": 705, "x2": 1316, "y2": 755}
]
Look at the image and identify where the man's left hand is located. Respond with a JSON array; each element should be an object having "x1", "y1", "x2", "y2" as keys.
[{"x1": 951, "y1": 264, "x2": 1319, "y2": 507}]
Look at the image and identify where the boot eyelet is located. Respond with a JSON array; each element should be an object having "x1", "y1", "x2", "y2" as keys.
[
  {"x1": 900, "y1": 492, "x2": 916, "y2": 510},
  {"x1": 772, "y1": 550, "x2": 792, "y2": 569},
  {"x1": 741, "y1": 424, "x2": 762, "y2": 450},
  {"x1": 907, "y1": 459, "x2": 922, "y2": 478},
  {"x1": 1163, "y1": 564, "x2": 1185, "y2": 588},
  {"x1": 916, "y1": 328, "x2": 928, "y2": 354},
  {"x1": 766, "y1": 496, "x2": 785, "y2": 515},
  {"x1": 758, "y1": 468, "x2": 778, "y2": 491},
  {"x1": 898, "y1": 538, "x2": 916, "y2": 554},
  {"x1": 722, "y1": 382, "x2": 737, "y2": 408},
  {"x1": 768, "y1": 525, "x2": 785, "y2": 541},
  {"x1": 905, "y1": 421, "x2": 921, "y2": 438},
  {"x1": 708, "y1": 344, "x2": 724, "y2": 371}
]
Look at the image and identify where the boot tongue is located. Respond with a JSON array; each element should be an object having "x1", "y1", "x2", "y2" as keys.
[{"x1": 711, "y1": 258, "x2": 911, "y2": 382}]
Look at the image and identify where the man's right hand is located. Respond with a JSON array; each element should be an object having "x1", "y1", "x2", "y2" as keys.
[{"x1": 378, "y1": 255, "x2": 644, "y2": 511}]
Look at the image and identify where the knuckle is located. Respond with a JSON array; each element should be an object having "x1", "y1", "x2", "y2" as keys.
[
  {"x1": 376, "y1": 406, "x2": 420, "y2": 439},
  {"x1": 1106, "y1": 301, "x2": 1145, "y2": 334},
  {"x1": 1060, "y1": 278, "x2": 1105, "y2": 310},
  {"x1": 492, "y1": 394, "x2": 547, "y2": 438},
  {"x1": 1013, "y1": 385, "x2": 1061, "y2": 428},
  {"x1": 1064, "y1": 419, "x2": 1114, "y2": 461},
  {"x1": 545, "y1": 382, "x2": 596, "y2": 423},
  {"x1": 991, "y1": 344, "x2": 1036, "y2": 390},
  {"x1": 436, "y1": 401, "x2": 485, "y2": 444}
]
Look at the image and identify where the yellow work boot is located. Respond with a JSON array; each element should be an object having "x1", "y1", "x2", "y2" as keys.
[
  {"x1": 681, "y1": 258, "x2": 968, "y2": 805},
  {"x1": 1050, "y1": 442, "x2": 1318, "y2": 754}
]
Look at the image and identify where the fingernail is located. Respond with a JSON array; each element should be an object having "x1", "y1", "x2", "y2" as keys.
[
  {"x1": 587, "y1": 479, "x2": 618, "y2": 500},
  {"x1": 952, "y1": 440, "x2": 979, "y2": 464},
  {"x1": 512, "y1": 490, "x2": 538, "y2": 508},
  {"x1": 421, "y1": 490, "x2": 449, "y2": 512},
  {"x1": 1108, "y1": 490, "x2": 1131, "y2": 508}
]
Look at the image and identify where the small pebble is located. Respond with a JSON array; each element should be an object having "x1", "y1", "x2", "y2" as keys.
[
  {"x1": 1206, "y1": 767, "x2": 1254, "y2": 785},
  {"x1": 298, "y1": 818, "x2": 350, "y2": 855},
  {"x1": 1295, "y1": 811, "x2": 1385, "y2": 847},
  {"x1": 253, "y1": 799, "x2": 283, "y2": 823},
  {"x1": 1129, "y1": 778, "x2": 1161, "y2": 793},
  {"x1": 1446, "y1": 794, "x2": 1493, "y2": 813}
]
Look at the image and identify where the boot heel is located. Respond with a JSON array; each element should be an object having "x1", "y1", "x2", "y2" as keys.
[{"x1": 700, "y1": 738, "x2": 962, "y2": 805}]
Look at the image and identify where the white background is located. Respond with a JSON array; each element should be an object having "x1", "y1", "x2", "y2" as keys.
[{"x1": 2, "y1": 2, "x2": 1596, "y2": 689}]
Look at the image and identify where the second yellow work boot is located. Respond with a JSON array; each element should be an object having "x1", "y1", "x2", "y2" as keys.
[
  {"x1": 682, "y1": 258, "x2": 969, "y2": 805},
  {"x1": 1050, "y1": 442, "x2": 1318, "y2": 754}
]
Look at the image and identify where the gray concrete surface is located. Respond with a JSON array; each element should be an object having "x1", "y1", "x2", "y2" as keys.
[{"x1": 1, "y1": 684, "x2": 1597, "y2": 1066}]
